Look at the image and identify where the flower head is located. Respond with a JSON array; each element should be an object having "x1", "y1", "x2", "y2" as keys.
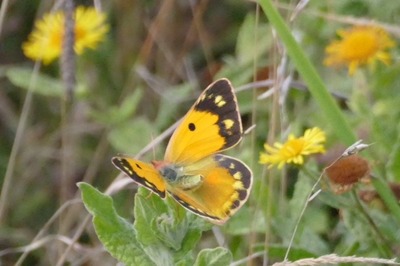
[
  {"x1": 259, "y1": 127, "x2": 326, "y2": 169},
  {"x1": 326, "y1": 154, "x2": 370, "y2": 194},
  {"x1": 324, "y1": 26, "x2": 395, "y2": 75},
  {"x1": 23, "y1": 6, "x2": 109, "y2": 64}
]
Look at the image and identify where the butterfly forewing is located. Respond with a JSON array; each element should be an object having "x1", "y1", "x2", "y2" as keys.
[
  {"x1": 112, "y1": 78, "x2": 253, "y2": 224},
  {"x1": 112, "y1": 157, "x2": 166, "y2": 198},
  {"x1": 164, "y1": 79, "x2": 243, "y2": 164},
  {"x1": 167, "y1": 154, "x2": 252, "y2": 224}
]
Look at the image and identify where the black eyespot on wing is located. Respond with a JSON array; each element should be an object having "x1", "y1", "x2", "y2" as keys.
[{"x1": 188, "y1": 123, "x2": 196, "y2": 131}]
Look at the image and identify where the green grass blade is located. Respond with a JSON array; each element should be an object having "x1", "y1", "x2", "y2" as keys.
[
  {"x1": 258, "y1": 0, "x2": 400, "y2": 227},
  {"x1": 259, "y1": 0, "x2": 355, "y2": 144}
]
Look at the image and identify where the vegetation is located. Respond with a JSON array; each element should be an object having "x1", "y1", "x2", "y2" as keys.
[{"x1": 1, "y1": 0, "x2": 400, "y2": 265}]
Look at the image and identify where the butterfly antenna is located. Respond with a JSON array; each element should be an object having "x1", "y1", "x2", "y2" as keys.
[{"x1": 135, "y1": 119, "x2": 180, "y2": 159}]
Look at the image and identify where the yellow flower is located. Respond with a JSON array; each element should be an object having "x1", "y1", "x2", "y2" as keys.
[
  {"x1": 22, "y1": 6, "x2": 109, "y2": 65},
  {"x1": 259, "y1": 127, "x2": 326, "y2": 169},
  {"x1": 324, "y1": 26, "x2": 395, "y2": 75}
]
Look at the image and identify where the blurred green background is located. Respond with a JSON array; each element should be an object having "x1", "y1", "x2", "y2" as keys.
[{"x1": 1, "y1": 0, "x2": 400, "y2": 265}]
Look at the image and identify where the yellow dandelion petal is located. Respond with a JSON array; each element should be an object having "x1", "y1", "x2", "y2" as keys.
[
  {"x1": 74, "y1": 6, "x2": 109, "y2": 54},
  {"x1": 302, "y1": 127, "x2": 326, "y2": 154},
  {"x1": 22, "y1": 6, "x2": 109, "y2": 64},
  {"x1": 324, "y1": 26, "x2": 395, "y2": 75},
  {"x1": 22, "y1": 11, "x2": 64, "y2": 64},
  {"x1": 259, "y1": 127, "x2": 326, "y2": 169}
]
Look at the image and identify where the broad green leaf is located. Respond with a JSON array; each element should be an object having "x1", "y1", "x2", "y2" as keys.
[
  {"x1": 153, "y1": 213, "x2": 188, "y2": 250},
  {"x1": 176, "y1": 223, "x2": 203, "y2": 259},
  {"x1": 6, "y1": 66, "x2": 86, "y2": 98},
  {"x1": 289, "y1": 173, "x2": 312, "y2": 220},
  {"x1": 108, "y1": 117, "x2": 155, "y2": 154},
  {"x1": 318, "y1": 191, "x2": 353, "y2": 210},
  {"x1": 133, "y1": 188, "x2": 190, "y2": 265},
  {"x1": 78, "y1": 182, "x2": 154, "y2": 266},
  {"x1": 235, "y1": 13, "x2": 271, "y2": 64},
  {"x1": 134, "y1": 188, "x2": 169, "y2": 246},
  {"x1": 151, "y1": 199, "x2": 207, "y2": 252},
  {"x1": 155, "y1": 82, "x2": 193, "y2": 129},
  {"x1": 194, "y1": 247, "x2": 232, "y2": 266},
  {"x1": 91, "y1": 89, "x2": 143, "y2": 125},
  {"x1": 342, "y1": 209, "x2": 378, "y2": 253},
  {"x1": 216, "y1": 13, "x2": 271, "y2": 86},
  {"x1": 224, "y1": 207, "x2": 265, "y2": 235},
  {"x1": 215, "y1": 57, "x2": 254, "y2": 89},
  {"x1": 296, "y1": 226, "x2": 329, "y2": 255},
  {"x1": 134, "y1": 188, "x2": 212, "y2": 265}
]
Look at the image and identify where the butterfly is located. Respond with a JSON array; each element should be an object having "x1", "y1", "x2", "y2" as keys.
[{"x1": 112, "y1": 78, "x2": 252, "y2": 224}]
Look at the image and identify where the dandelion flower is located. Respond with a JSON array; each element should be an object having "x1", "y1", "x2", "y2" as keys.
[
  {"x1": 22, "y1": 6, "x2": 109, "y2": 64},
  {"x1": 259, "y1": 127, "x2": 326, "y2": 169},
  {"x1": 324, "y1": 26, "x2": 395, "y2": 75}
]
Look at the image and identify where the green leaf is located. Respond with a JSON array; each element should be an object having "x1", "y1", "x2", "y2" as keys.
[
  {"x1": 236, "y1": 13, "x2": 271, "y2": 64},
  {"x1": 134, "y1": 188, "x2": 169, "y2": 246},
  {"x1": 133, "y1": 189, "x2": 191, "y2": 265},
  {"x1": 134, "y1": 188, "x2": 211, "y2": 265},
  {"x1": 194, "y1": 247, "x2": 232, "y2": 266},
  {"x1": 78, "y1": 182, "x2": 154, "y2": 266},
  {"x1": 252, "y1": 243, "x2": 317, "y2": 261},
  {"x1": 216, "y1": 14, "x2": 272, "y2": 86},
  {"x1": 5, "y1": 66, "x2": 86, "y2": 98},
  {"x1": 289, "y1": 174, "x2": 312, "y2": 220},
  {"x1": 224, "y1": 207, "x2": 265, "y2": 235},
  {"x1": 91, "y1": 89, "x2": 143, "y2": 125},
  {"x1": 108, "y1": 117, "x2": 155, "y2": 154},
  {"x1": 155, "y1": 82, "x2": 193, "y2": 129},
  {"x1": 387, "y1": 127, "x2": 400, "y2": 181}
]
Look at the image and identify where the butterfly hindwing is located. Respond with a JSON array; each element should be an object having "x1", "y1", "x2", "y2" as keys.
[
  {"x1": 112, "y1": 157, "x2": 166, "y2": 198},
  {"x1": 167, "y1": 154, "x2": 252, "y2": 224},
  {"x1": 112, "y1": 78, "x2": 253, "y2": 224},
  {"x1": 164, "y1": 79, "x2": 243, "y2": 164}
]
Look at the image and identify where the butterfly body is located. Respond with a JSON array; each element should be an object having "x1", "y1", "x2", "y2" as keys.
[
  {"x1": 112, "y1": 79, "x2": 252, "y2": 224},
  {"x1": 153, "y1": 161, "x2": 203, "y2": 191}
]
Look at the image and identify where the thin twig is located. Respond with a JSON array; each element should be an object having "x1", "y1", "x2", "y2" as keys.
[
  {"x1": 16, "y1": 199, "x2": 81, "y2": 265},
  {"x1": 56, "y1": 214, "x2": 91, "y2": 266},
  {"x1": 0, "y1": 0, "x2": 10, "y2": 38},
  {"x1": 0, "y1": 62, "x2": 41, "y2": 224},
  {"x1": 1, "y1": 235, "x2": 88, "y2": 258}
]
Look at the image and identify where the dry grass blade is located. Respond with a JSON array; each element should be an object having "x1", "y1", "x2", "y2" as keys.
[{"x1": 273, "y1": 254, "x2": 399, "y2": 266}]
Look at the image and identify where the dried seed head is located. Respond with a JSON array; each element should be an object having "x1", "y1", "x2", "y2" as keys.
[{"x1": 325, "y1": 154, "x2": 370, "y2": 194}]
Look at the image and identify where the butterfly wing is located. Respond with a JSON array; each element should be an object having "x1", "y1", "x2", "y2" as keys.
[
  {"x1": 112, "y1": 157, "x2": 166, "y2": 198},
  {"x1": 167, "y1": 154, "x2": 252, "y2": 224},
  {"x1": 164, "y1": 79, "x2": 243, "y2": 164}
]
